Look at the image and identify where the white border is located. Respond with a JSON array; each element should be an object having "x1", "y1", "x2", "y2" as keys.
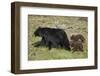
[{"x1": 20, "y1": 6, "x2": 95, "y2": 70}]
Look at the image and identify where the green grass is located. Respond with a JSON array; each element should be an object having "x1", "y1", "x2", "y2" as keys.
[{"x1": 28, "y1": 15, "x2": 88, "y2": 60}]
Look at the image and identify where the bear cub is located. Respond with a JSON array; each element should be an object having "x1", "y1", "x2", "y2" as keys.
[
  {"x1": 70, "y1": 34, "x2": 85, "y2": 52},
  {"x1": 70, "y1": 39, "x2": 83, "y2": 53}
]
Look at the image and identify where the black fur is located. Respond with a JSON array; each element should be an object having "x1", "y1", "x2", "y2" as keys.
[{"x1": 33, "y1": 27, "x2": 70, "y2": 50}]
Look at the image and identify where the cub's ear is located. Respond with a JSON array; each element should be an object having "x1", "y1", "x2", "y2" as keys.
[{"x1": 38, "y1": 26, "x2": 41, "y2": 28}]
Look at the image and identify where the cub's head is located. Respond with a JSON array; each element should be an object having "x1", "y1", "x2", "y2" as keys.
[{"x1": 70, "y1": 34, "x2": 85, "y2": 42}]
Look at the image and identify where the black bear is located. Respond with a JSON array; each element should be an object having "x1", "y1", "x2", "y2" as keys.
[
  {"x1": 70, "y1": 39, "x2": 83, "y2": 53},
  {"x1": 70, "y1": 34, "x2": 85, "y2": 43},
  {"x1": 33, "y1": 27, "x2": 70, "y2": 50}
]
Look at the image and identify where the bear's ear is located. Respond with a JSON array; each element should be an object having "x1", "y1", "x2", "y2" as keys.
[
  {"x1": 38, "y1": 26, "x2": 41, "y2": 28},
  {"x1": 72, "y1": 35, "x2": 75, "y2": 37}
]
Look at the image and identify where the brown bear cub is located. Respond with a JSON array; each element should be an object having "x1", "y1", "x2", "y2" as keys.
[
  {"x1": 70, "y1": 39, "x2": 83, "y2": 53},
  {"x1": 70, "y1": 34, "x2": 85, "y2": 52}
]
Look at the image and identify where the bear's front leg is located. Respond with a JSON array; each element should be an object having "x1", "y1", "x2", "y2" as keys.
[{"x1": 48, "y1": 42, "x2": 52, "y2": 50}]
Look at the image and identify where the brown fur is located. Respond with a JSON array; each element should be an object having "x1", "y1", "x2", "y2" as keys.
[
  {"x1": 70, "y1": 40, "x2": 83, "y2": 52},
  {"x1": 70, "y1": 34, "x2": 85, "y2": 43}
]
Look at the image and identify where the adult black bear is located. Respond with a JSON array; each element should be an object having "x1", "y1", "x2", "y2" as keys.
[{"x1": 33, "y1": 27, "x2": 70, "y2": 50}]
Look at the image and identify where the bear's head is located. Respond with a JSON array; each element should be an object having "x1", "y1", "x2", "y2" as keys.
[
  {"x1": 34, "y1": 27, "x2": 41, "y2": 36},
  {"x1": 34, "y1": 27, "x2": 42, "y2": 37},
  {"x1": 70, "y1": 34, "x2": 85, "y2": 42}
]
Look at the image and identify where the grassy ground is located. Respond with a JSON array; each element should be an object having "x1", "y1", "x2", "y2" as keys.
[{"x1": 28, "y1": 15, "x2": 88, "y2": 61}]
